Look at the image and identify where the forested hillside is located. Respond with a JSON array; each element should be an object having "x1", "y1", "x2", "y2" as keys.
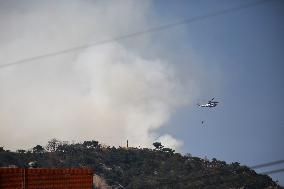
[{"x1": 0, "y1": 139, "x2": 281, "y2": 189}]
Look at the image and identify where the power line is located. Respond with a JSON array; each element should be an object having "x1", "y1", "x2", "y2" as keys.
[
  {"x1": 0, "y1": 0, "x2": 273, "y2": 69},
  {"x1": 202, "y1": 168, "x2": 284, "y2": 188},
  {"x1": 152, "y1": 159, "x2": 284, "y2": 186},
  {"x1": 190, "y1": 159, "x2": 284, "y2": 179},
  {"x1": 261, "y1": 168, "x2": 284, "y2": 175},
  {"x1": 251, "y1": 159, "x2": 284, "y2": 169}
]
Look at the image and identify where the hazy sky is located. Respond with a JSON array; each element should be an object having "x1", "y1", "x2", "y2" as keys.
[{"x1": 0, "y1": 0, "x2": 283, "y2": 185}]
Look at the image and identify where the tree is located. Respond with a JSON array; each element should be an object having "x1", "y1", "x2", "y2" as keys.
[
  {"x1": 83, "y1": 140, "x2": 100, "y2": 149},
  {"x1": 46, "y1": 138, "x2": 61, "y2": 152},
  {"x1": 16, "y1": 149, "x2": 26, "y2": 154},
  {"x1": 33, "y1": 145, "x2": 45, "y2": 153},
  {"x1": 162, "y1": 148, "x2": 175, "y2": 154},
  {"x1": 153, "y1": 142, "x2": 163, "y2": 150}
]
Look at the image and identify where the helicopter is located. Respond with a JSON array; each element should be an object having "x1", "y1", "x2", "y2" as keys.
[{"x1": 197, "y1": 98, "x2": 219, "y2": 108}]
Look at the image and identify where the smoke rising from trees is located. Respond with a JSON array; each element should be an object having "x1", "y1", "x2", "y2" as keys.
[{"x1": 0, "y1": 0, "x2": 198, "y2": 150}]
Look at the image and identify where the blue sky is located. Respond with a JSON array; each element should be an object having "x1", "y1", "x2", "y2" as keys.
[{"x1": 154, "y1": 0, "x2": 284, "y2": 184}]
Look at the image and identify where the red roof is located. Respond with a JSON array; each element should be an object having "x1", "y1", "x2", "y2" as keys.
[{"x1": 0, "y1": 168, "x2": 93, "y2": 189}]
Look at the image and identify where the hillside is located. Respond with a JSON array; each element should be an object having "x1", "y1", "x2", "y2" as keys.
[{"x1": 0, "y1": 139, "x2": 282, "y2": 189}]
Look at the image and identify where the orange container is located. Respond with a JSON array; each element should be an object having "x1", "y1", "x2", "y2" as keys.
[{"x1": 0, "y1": 168, "x2": 93, "y2": 189}]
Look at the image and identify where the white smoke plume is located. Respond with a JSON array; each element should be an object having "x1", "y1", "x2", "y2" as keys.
[{"x1": 0, "y1": 0, "x2": 196, "y2": 151}]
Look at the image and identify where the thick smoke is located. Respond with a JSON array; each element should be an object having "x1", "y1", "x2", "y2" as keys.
[{"x1": 0, "y1": 0, "x2": 195, "y2": 150}]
